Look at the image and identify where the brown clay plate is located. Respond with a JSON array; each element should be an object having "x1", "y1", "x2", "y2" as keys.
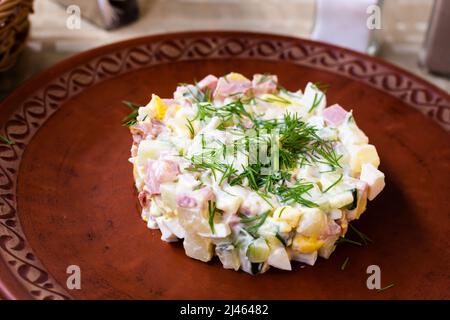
[{"x1": 0, "y1": 32, "x2": 449, "y2": 300}]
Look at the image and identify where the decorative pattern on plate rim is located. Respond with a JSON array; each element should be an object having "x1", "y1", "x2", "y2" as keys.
[{"x1": 0, "y1": 33, "x2": 449, "y2": 300}]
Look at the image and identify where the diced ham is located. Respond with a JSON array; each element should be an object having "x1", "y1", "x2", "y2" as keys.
[
  {"x1": 145, "y1": 167, "x2": 160, "y2": 194},
  {"x1": 131, "y1": 143, "x2": 138, "y2": 157},
  {"x1": 196, "y1": 186, "x2": 215, "y2": 203},
  {"x1": 319, "y1": 220, "x2": 341, "y2": 240},
  {"x1": 197, "y1": 75, "x2": 218, "y2": 93},
  {"x1": 252, "y1": 74, "x2": 278, "y2": 95},
  {"x1": 130, "y1": 119, "x2": 165, "y2": 142},
  {"x1": 138, "y1": 190, "x2": 151, "y2": 208},
  {"x1": 176, "y1": 194, "x2": 197, "y2": 208},
  {"x1": 144, "y1": 159, "x2": 179, "y2": 195},
  {"x1": 323, "y1": 104, "x2": 348, "y2": 126},
  {"x1": 176, "y1": 187, "x2": 215, "y2": 210},
  {"x1": 214, "y1": 76, "x2": 251, "y2": 101},
  {"x1": 162, "y1": 98, "x2": 175, "y2": 106},
  {"x1": 239, "y1": 207, "x2": 254, "y2": 217}
]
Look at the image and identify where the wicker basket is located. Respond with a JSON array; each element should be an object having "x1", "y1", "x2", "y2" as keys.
[{"x1": 0, "y1": 0, "x2": 33, "y2": 71}]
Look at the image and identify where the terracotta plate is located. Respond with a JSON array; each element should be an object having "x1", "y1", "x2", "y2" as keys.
[{"x1": 0, "y1": 32, "x2": 449, "y2": 300}]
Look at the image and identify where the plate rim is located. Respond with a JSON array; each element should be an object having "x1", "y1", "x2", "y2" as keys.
[{"x1": 0, "y1": 31, "x2": 449, "y2": 300}]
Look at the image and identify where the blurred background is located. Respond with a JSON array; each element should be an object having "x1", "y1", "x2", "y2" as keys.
[{"x1": 0, "y1": 0, "x2": 449, "y2": 101}]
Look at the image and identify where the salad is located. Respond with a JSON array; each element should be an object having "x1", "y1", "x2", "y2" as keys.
[{"x1": 127, "y1": 73, "x2": 385, "y2": 274}]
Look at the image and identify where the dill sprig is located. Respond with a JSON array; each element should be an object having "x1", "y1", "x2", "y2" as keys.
[
  {"x1": 313, "y1": 82, "x2": 330, "y2": 93},
  {"x1": 0, "y1": 135, "x2": 14, "y2": 145},
  {"x1": 336, "y1": 237, "x2": 363, "y2": 246},
  {"x1": 193, "y1": 99, "x2": 253, "y2": 127},
  {"x1": 181, "y1": 82, "x2": 212, "y2": 104},
  {"x1": 341, "y1": 257, "x2": 350, "y2": 271},
  {"x1": 239, "y1": 210, "x2": 270, "y2": 237},
  {"x1": 122, "y1": 100, "x2": 141, "y2": 127},
  {"x1": 377, "y1": 284, "x2": 394, "y2": 293},
  {"x1": 258, "y1": 95, "x2": 291, "y2": 105},
  {"x1": 185, "y1": 118, "x2": 195, "y2": 138},
  {"x1": 311, "y1": 140, "x2": 343, "y2": 169},
  {"x1": 322, "y1": 174, "x2": 343, "y2": 193},
  {"x1": 276, "y1": 180, "x2": 318, "y2": 207},
  {"x1": 349, "y1": 223, "x2": 373, "y2": 245},
  {"x1": 308, "y1": 92, "x2": 324, "y2": 113}
]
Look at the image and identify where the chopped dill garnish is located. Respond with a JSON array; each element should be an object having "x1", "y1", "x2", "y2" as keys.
[
  {"x1": 349, "y1": 223, "x2": 373, "y2": 245},
  {"x1": 0, "y1": 135, "x2": 14, "y2": 145},
  {"x1": 121, "y1": 100, "x2": 141, "y2": 127},
  {"x1": 240, "y1": 210, "x2": 270, "y2": 237},
  {"x1": 218, "y1": 163, "x2": 237, "y2": 185},
  {"x1": 185, "y1": 118, "x2": 195, "y2": 138},
  {"x1": 258, "y1": 95, "x2": 291, "y2": 105},
  {"x1": 308, "y1": 92, "x2": 324, "y2": 113},
  {"x1": 277, "y1": 207, "x2": 287, "y2": 218},
  {"x1": 255, "y1": 190, "x2": 275, "y2": 209},
  {"x1": 341, "y1": 257, "x2": 349, "y2": 271},
  {"x1": 182, "y1": 82, "x2": 212, "y2": 104},
  {"x1": 208, "y1": 200, "x2": 216, "y2": 234},
  {"x1": 376, "y1": 284, "x2": 394, "y2": 292},
  {"x1": 336, "y1": 237, "x2": 363, "y2": 246},
  {"x1": 322, "y1": 174, "x2": 343, "y2": 193},
  {"x1": 276, "y1": 180, "x2": 318, "y2": 207},
  {"x1": 313, "y1": 82, "x2": 330, "y2": 93},
  {"x1": 312, "y1": 140, "x2": 343, "y2": 168}
]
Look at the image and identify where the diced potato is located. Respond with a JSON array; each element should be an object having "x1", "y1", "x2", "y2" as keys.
[
  {"x1": 338, "y1": 116, "x2": 369, "y2": 145},
  {"x1": 146, "y1": 215, "x2": 158, "y2": 229},
  {"x1": 166, "y1": 107, "x2": 197, "y2": 138},
  {"x1": 199, "y1": 223, "x2": 231, "y2": 238},
  {"x1": 360, "y1": 163, "x2": 385, "y2": 200},
  {"x1": 347, "y1": 144, "x2": 380, "y2": 174},
  {"x1": 318, "y1": 235, "x2": 339, "y2": 259},
  {"x1": 223, "y1": 185, "x2": 250, "y2": 199},
  {"x1": 296, "y1": 207, "x2": 327, "y2": 238},
  {"x1": 183, "y1": 233, "x2": 213, "y2": 262},
  {"x1": 177, "y1": 174, "x2": 200, "y2": 190},
  {"x1": 320, "y1": 172, "x2": 343, "y2": 191},
  {"x1": 292, "y1": 234, "x2": 324, "y2": 253},
  {"x1": 289, "y1": 249, "x2": 318, "y2": 266},
  {"x1": 214, "y1": 186, "x2": 243, "y2": 215},
  {"x1": 276, "y1": 220, "x2": 293, "y2": 233},
  {"x1": 149, "y1": 199, "x2": 163, "y2": 217},
  {"x1": 301, "y1": 82, "x2": 326, "y2": 114},
  {"x1": 268, "y1": 247, "x2": 292, "y2": 270},
  {"x1": 256, "y1": 219, "x2": 279, "y2": 237},
  {"x1": 328, "y1": 208, "x2": 342, "y2": 220},
  {"x1": 177, "y1": 207, "x2": 210, "y2": 234},
  {"x1": 136, "y1": 139, "x2": 174, "y2": 164},
  {"x1": 215, "y1": 243, "x2": 240, "y2": 270},
  {"x1": 160, "y1": 183, "x2": 177, "y2": 211},
  {"x1": 163, "y1": 217, "x2": 185, "y2": 239},
  {"x1": 155, "y1": 216, "x2": 178, "y2": 242},
  {"x1": 273, "y1": 206, "x2": 302, "y2": 228},
  {"x1": 328, "y1": 191, "x2": 354, "y2": 209},
  {"x1": 133, "y1": 162, "x2": 145, "y2": 190}
]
